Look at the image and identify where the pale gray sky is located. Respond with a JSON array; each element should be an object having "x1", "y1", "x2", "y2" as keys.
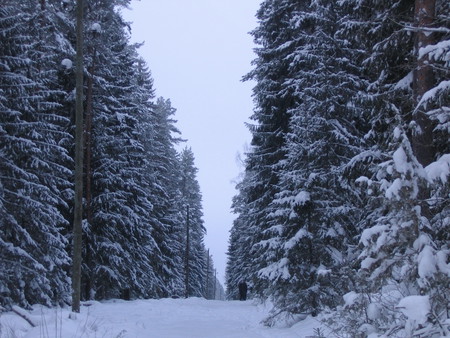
[{"x1": 123, "y1": 1, "x2": 261, "y2": 286}]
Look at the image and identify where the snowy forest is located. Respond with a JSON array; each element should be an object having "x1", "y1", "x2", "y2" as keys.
[
  {"x1": 0, "y1": 0, "x2": 225, "y2": 310},
  {"x1": 1, "y1": 0, "x2": 449, "y2": 337},
  {"x1": 226, "y1": 0, "x2": 449, "y2": 337}
]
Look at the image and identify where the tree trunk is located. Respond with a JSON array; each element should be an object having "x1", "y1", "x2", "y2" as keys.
[
  {"x1": 72, "y1": 0, "x2": 84, "y2": 314},
  {"x1": 84, "y1": 48, "x2": 96, "y2": 301},
  {"x1": 185, "y1": 205, "x2": 190, "y2": 298},
  {"x1": 412, "y1": 0, "x2": 436, "y2": 166}
]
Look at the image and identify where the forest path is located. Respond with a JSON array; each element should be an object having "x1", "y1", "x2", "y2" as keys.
[{"x1": 1, "y1": 297, "x2": 323, "y2": 337}]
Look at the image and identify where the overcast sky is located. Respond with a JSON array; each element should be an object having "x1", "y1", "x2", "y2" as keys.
[{"x1": 122, "y1": 1, "x2": 261, "y2": 286}]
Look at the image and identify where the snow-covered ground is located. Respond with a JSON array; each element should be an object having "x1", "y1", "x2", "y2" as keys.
[{"x1": 0, "y1": 298, "x2": 326, "y2": 338}]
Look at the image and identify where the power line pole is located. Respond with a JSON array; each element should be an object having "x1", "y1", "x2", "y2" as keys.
[
  {"x1": 213, "y1": 269, "x2": 217, "y2": 300},
  {"x1": 72, "y1": 0, "x2": 84, "y2": 313},
  {"x1": 205, "y1": 249, "x2": 209, "y2": 299},
  {"x1": 184, "y1": 205, "x2": 190, "y2": 298}
]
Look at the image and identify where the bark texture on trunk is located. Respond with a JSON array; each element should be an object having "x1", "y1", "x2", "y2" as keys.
[
  {"x1": 72, "y1": 0, "x2": 84, "y2": 314},
  {"x1": 412, "y1": 0, "x2": 436, "y2": 166}
]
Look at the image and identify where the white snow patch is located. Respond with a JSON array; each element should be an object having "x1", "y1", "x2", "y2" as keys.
[
  {"x1": 343, "y1": 291, "x2": 359, "y2": 308},
  {"x1": 417, "y1": 245, "x2": 437, "y2": 279},
  {"x1": 413, "y1": 233, "x2": 431, "y2": 251},
  {"x1": 367, "y1": 303, "x2": 381, "y2": 320},
  {"x1": 417, "y1": 80, "x2": 450, "y2": 110},
  {"x1": 116, "y1": 112, "x2": 126, "y2": 124},
  {"x1": 436, "y1": 250, "x2": 450, "y2": 276},
  {"x1": 397, "y1": 295, "x2": 430, "y2": 325},
  {"x1": 360, "y1": 225, "x2": 386, "y2": 246},
  {"x1": 385, "y1": 178, "x2": 403, "y2": 199},
  {"x1": 259, "y1": 258, "x2": 291, "y2": 280},
  {"x1": 284, "y1": 229, "x2": 310, "y2": 250},
  {"x1": 394, "y1": 71, "x2": 413, "y2": 90},
  {"x1": 359, "y1": 323, "x2": 377, "y2": 336},
  {"x1": 418, "y1": 39, "x2": 450, "y2": 61},
  {"x1": 393, "y1": 126, "x2": 402, "y2": 140},
  {"x1": 317, "y1": 266, "x2": 331, "y2": 277},
  {"x1": 61, "y1": 58, "x2": 72, "y2": 70},
  {"x1": 294, "y1": 191, "x2": 310, "y2": 205},
  {"x1": 393, "y1": 146, "x2": 411, "y2": 174},
  {"x1": 425, "y1": 154, "x2": 450, "y2": 184},
  {"x1": 90, "y1": 22, "x2": 102, "y2": 33},
  {"x1": 361, "y1": 257, "x2": 378, "y2": 270},
  {"x1": 355, "y1": 176, "x2": 372, "y2": 185}
]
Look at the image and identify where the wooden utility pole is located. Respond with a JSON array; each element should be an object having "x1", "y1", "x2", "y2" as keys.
[
  {"x1": 412, "y1": 0, "x2": 436, "y2": 166},
  {"x1": 84, "y1": 39, "x2": 97, "y2": 301},
  {"x1": 184, "y1": 205, "x2": 190, "y2": 298},
  {"x1": 205, "y1": 249, "x2": 209, "y2": 299},
  {"x1": 213, "y1": 269, "x2": 217, "y2": 300},
  {"x1": 72, "y1": 0, "x2": 84, "y2": 313}
]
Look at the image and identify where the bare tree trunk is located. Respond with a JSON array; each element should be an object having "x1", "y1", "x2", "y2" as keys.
[
  {"x1": 412, "y1": 0, "x2": 436, "y2": 166},
  {"x1": 72, "y1": 0, "x2": 84, "y2": 314}
]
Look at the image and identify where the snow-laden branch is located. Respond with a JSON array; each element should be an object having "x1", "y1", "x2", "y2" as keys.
[
  {"x1": 415, "y1": 80, "x2": 450, "y2": 111},
  {"x1": 402, "y1": 25, "x2": 450, "y2": 34}
]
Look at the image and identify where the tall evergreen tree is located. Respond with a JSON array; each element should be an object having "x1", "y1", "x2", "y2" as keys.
[
  {"x1": 232, "y1": 0, "x2": 301, "y2": 299},
  {"x1": 226, "y1": 166, "x2": 261, "y2": 300},
  {"x1": 78, "y1": 0, "x2": 157, "y2": 300},
  {"x1": 179, "y1": 147, "x2": 207, "y2": 298},
  {"x1": 0, "y1": 1, "x2": 73, "y2": 308},
  {"x1": 144, "y1": 96, "x2": 185, "y2": 297},
  {"x1": 258, "y1": 0, "x2": 369, "y2": 321}
]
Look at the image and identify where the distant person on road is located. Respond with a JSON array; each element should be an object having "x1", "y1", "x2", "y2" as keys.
[{"x1": 238, "y1": 280, "x2": 247, "y2": 301}]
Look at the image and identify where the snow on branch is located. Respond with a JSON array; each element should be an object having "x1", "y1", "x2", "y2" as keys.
[
  {"x1": 424, "y1": 154, "x2": 450, "y2": 184},
  {"x1": 396, "y1": 295, "x2": 430, "y2": 325},
  {"x1": 415, "y1": 80, "x2": 450, "y2": 111},
  {"x1": 418, "y1": 39, "x2": 450, "y2": 62},
  {"x1": 402, "y1": 25, "x2": 450, "y2": 35}
]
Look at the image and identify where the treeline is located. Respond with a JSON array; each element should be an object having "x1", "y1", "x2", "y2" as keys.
[
  {"x1": 0, "y1": 0, "x2": 218, "y2": 308},
  {"x1": 226, "y1": 0, "x2": 449, "y2": 336}
]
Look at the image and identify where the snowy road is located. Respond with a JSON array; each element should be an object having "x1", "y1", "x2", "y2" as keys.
[{"x1": 1, "y1": 298, "x2": 324, "y2": 338}]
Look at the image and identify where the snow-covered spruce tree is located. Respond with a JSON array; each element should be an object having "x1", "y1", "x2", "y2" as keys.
[
  {"x1": 0, "y1": 1, "x2": 73, "y2": 307},
  {"x1": 230, "y1": 0, "x2": 303, "y2": 300},
  {"x1": 256, "y1": 0, "x2": 371, "y2": 323},
  {"x1": 226, "y1": 164, "x2": 263, "y2": 300},
  {"x1": 79, "y1": 0, "x2": 159, "y2": 300},
  {"x1": 331, "y1": 127, "x2": 449, "y2": 337},
  {"x1": 326, "y1": 0, "x2": 450, "y2": 336},
  {"x1": 143, "y1": 96, "x2": 186, "y2": 297},
  {"x1": 125, "y1": 63, "x2": 183, "y2": 298},
  {"x1": 205, "y1": 251, "x2": 219, "y2": 299},
  {"x1": 179, "y1": 147, "x2": 207, "y2": 298}
]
